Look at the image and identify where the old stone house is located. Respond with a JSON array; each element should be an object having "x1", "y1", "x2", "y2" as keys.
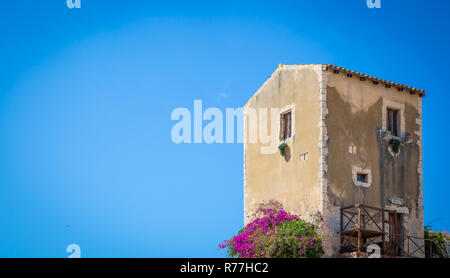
[{"x1": 243, "y1": 64, "x2": 425, "y2": 257}]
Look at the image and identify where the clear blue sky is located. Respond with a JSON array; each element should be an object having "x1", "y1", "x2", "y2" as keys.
[{"x1": 0, "y1": 0, "x2": 449, "y2": 257}]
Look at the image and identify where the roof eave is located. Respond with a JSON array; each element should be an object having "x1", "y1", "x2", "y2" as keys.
[{"x1": 323, "y1": 64, "x2": 425, "y2": 97}]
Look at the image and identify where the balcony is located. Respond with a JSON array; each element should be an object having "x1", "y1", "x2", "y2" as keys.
[{"x1": 339, "y1": 204, "x2": 439, "y2": 258}]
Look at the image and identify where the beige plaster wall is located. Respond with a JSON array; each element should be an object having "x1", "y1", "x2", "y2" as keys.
[{"x1": 243, "y1": 65, "x2": 323, "y2": 224}]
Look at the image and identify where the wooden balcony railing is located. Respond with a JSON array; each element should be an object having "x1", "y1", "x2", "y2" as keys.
[{"x1": 339, "y1": 204, "x2": 443, "y2": 258}]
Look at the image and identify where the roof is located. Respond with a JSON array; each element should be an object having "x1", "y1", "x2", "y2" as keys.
[
  {"x1": 245, "y1": 64, "x2": 425, "y2": 109},
  {"x1": 322, "y1": 64, "x2": 425, "y2": 97}
]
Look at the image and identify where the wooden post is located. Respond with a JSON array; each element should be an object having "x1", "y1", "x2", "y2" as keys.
[
  {"x1": 394, "y1": 211, "x2": 398, "y2": 257},
  {"x1": 430, "y1": 240, "x2": 432, "y2": 258},
  {"x1": 407, "y1": 236, "x2": 410, "y2": 258},
  {"x1": 381, "y1": 208, "x2": 385, "y2": 257},
  {"x1": 357, "y1": 206, "x2": 361, "y2": 257},
  {"x1": 340, "y1": 208, "x2": 343, "y2": 253}
]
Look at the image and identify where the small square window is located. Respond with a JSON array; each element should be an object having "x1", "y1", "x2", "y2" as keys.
[
  {"x1": 353, "y1": 167, "x2": 372, "y2": 187},
  {"x1": 280, "y1": 111, "x2": 292, "y2": 140},
  {"x1": 357, "y1": 173, "x2": 368, "y2": 183}
]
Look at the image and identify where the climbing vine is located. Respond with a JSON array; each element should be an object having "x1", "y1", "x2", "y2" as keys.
[
  {"x1": 219, "y1": 200, "x2": 324, "y2": 258},
  {"x1": 424, "y1": 226, "x2": 449, "y2": 258}
]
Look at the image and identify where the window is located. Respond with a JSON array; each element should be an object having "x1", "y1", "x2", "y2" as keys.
[
  {"x1": 357, "y1": 173, "x2": 368, "y2": 183},
  {"x1": 280, "y1": 111, "x2": 292, "y2": 140},
  {"x1": 386, "y1": 108, "x2": 400, "y2": 137},
  {"x1": 382, "y1": 100, "x2": 404, "y2": 139},
  {"x1": 352, "y1": 167, "x2": 372, "y2": 187}
]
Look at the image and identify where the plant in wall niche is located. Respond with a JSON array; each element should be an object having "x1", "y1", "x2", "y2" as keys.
[
  {"x1": 389, "y1": 138, "x2": 401, "y2": 154},
  {"x1": 218, "y1": 200, "x2": 324, "y2": 258},
  {"x1": 278, "y1": 143, "x2": 288, "y2": 156}
]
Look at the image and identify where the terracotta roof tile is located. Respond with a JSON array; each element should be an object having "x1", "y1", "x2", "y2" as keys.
[{"x1": 323, "y1": 64, "x2": 425, "y2": 97}]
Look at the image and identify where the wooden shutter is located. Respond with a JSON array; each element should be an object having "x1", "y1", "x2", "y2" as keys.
[
  {"x1": 392, "y1": 110, "x2": 398, "y2": 136},
  {"x1": 387, "y1": 108, "x2": 399, "y2": 137},
  {"x1": 286, "y1": 112, "x2": 291, "y2": 138}
]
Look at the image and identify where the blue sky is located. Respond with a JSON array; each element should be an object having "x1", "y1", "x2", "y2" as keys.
[{"x1": 0, "y1": 0, "x2": 449, "y2": 257}]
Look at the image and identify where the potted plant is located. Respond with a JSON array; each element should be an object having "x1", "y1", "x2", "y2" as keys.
[
  {"x1": 389, "y1": 138, "x2": 401, "y2": 154},
  {"x1": 278, "y1": 142, "x2": 288, "y2": 156}
]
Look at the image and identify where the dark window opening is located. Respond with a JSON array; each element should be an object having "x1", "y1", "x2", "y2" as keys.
[
  {"x1": 357, "y1": 173, "x2": 368, "y2": 183},
  {"x1": 387, "y1": 108, "x2": 400, "y2": 137},
  {"x1": 280, "y1": 111, "x2": 292, "y2": 140}
]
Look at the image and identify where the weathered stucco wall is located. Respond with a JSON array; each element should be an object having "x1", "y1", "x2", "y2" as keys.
[
  {"x1": 323, "y1": 70, "x2": 424, "y2": 256},
  {"x1": 243, "y1": 64, "x2": 424, "y2": 257},
  {"x1": 243, "y1": 65, "x2": 323, "y2": 224}
]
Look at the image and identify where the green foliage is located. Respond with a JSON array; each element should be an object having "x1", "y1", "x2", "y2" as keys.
[
  {"x1": 266, "y1": 219, "x2": 323, "y2": 258},
  {"x1": 219, "y1": 200, "x2": 323, "y2": 258},
  {"x1": 424, "y1": 226, "x2": 449, "y2": 258},
  {"x1": 389, "y1": 138, "x2": 401, "y2": 153},
  {"x1": 278, "y1": 143, "x2": 288, "y2": 156}
]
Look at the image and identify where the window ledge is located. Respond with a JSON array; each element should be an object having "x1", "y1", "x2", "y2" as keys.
[
  {"x1": 381, "y1": 130, "x2": 411, "y2": 144},
  {"x1": 280, "y1": 136, "x2": 294, "y2": 144}
]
